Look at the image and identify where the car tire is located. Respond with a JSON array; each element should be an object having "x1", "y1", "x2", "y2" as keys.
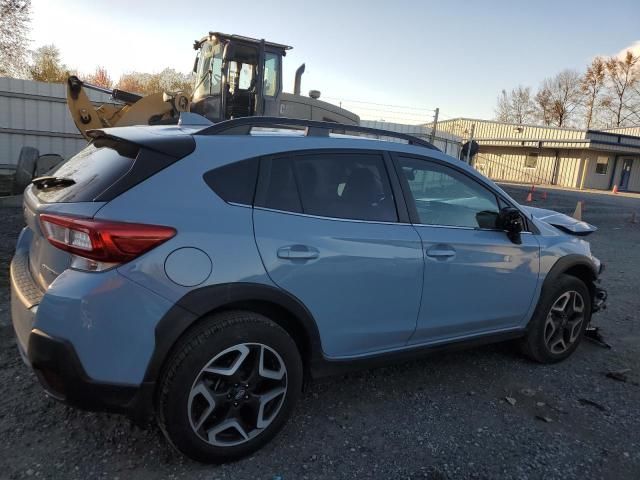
[
  {"x1": 157, "y1": 310, "x2": 303, "y2": 463},
  {"x1": 521, "y1": 274, "x2": 592, "y2": 364}
]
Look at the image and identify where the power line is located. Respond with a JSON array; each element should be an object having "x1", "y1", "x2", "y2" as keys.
[
  {"x1": 323, "y1": 96, "x2": 438, "y2": 112},
  {"x1": 338, "y1": 105, "x2": 431, "y2": 117}
]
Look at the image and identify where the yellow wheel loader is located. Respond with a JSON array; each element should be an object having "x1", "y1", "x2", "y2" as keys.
[{"x1": 67, "y1": 32, "x2": 359, "y2": 139}]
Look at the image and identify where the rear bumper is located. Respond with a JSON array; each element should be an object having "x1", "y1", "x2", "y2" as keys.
[
  {"x1": 27, "y1": 328, "x2": 154, "y2": 421},
  {"x1": 10, "y1": 227, "x2": 171, "y2": 420}
]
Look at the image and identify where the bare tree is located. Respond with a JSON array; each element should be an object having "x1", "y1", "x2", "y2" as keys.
[
  {"x1": 86, "y1": 66, "x2": 112, "y2": 89},
  {"x1": 537, "y1": 70, "x2": 582, "y2": 127},
  {"x1": 0, "y1": 0, "x2": 31, "y2": 77},
  {"x1": 534, "y1": 86, "x2": 553, "y2": 126},
  {"x1": 495, "y1": 89, "x2": 511, "y2": 122},
  {"x1": 602, "y1": 51, "x2": 640, "y2": 127},
  {"x1": 580, "y1": 57, "x2": 606, "y2": 129},
  {"x1": 29, "y1": 44, "x2": 71, "y2": 82},
  {"x1": 494, "y1": 85, "x2": 536, "y2": 124}
]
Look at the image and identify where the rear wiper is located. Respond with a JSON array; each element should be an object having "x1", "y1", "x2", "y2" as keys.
[{"x1": 31, "y1": 176, "x2": 76, "y2": 189}]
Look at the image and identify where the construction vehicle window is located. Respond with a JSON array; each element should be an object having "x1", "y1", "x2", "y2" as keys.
[
  {"x1": 398, "y1": 157, "x2": 500, "y2": 229},
  {"x1": 194, "y1": 41, "x2": 223, "y2": 98},
  {"x1": 229, "y1": 62, "x2": 254, "y2": 91},
  {"x1": 264, "y1": 53, "x2": 279, "y2": 96}
]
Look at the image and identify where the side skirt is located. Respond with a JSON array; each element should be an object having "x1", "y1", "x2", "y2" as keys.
[{"x1": 309, "y1": 329, "x2": 525, "y2": 379}]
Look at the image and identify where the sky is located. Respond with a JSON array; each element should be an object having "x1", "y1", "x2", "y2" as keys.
[{"x1": 30, "y1": 0, "x2": 640, "y2": 123}]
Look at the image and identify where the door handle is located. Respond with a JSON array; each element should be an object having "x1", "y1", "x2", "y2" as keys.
[
  {"x1": 425, "y1": 247, "x2": 456, "y2": 259},
  {"x1": 277, "y1": 245, "x2": 320, "y2": 260}
]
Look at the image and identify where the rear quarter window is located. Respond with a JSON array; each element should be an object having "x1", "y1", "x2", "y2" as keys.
[
  {"x1": 34, "y1": 144, "x2": 136, "y2": 203},
  {"x1": 203, "y1": 158, "x2": 259, "y2": 205}
]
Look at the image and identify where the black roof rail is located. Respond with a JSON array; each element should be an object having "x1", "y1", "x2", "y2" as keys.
[{"x1": 195, "y1": 117, "x2": 440, "y2": 151}]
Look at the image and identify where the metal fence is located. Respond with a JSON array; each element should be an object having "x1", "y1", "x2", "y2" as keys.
[
  {"x1": 359, "y1": 120, "x2": 462, "y2": 158},
  {"x1": 0, "y1": 77, "x2": 114, "y2": 166}
]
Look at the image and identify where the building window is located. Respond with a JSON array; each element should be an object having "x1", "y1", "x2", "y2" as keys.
[
  {"x1": 596, "y1": 156, "x2": 609, "y2": 175},
  {"x1": 524, "y1": 152, "x2": 538, "y2": 169}
]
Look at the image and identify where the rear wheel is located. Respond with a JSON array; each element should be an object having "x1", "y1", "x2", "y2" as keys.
[
  {"x1": 521, "y1": 274, "x2": 591, "y2": 363},
  {"x1": 157, "y1": 311, "x2": 303, "y2": 463}
]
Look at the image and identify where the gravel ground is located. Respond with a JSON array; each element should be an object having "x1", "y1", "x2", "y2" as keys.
[{"x1": 0, "y1": 185, "x2": 639, "y2": 480}]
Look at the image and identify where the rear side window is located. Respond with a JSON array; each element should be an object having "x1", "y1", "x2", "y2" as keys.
[
  {"x1": 256, "y1": 151, "x2": 397, "y2": 223},
  {"x1": 34, "y1": 144, "x2": 136, "y2": 203},
  {"x1": 255, "y1": 157, "x2": 302, "y2": 213},
  {"x1": 203, "y1": 158, "x2": 259, "y2": 205}
]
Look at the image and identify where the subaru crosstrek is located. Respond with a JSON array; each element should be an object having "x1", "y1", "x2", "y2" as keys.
[{"x1": 11, "y1": 116, "x2": 607, "y2": 463}]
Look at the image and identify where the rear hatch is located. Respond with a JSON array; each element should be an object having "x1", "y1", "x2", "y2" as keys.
[
  {"x1": 25, "y1": 143, "x2": 137, "y2": 290},
  {"x1": 22, "y1": 128, "x2": 195, "y2": 291}
]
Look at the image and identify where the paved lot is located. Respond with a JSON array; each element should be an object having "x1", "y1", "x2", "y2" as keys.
[{"x1": 0, "y1": 185, "x2": 639, "y2": 479}]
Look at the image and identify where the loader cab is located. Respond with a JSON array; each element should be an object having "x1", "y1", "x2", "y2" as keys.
[{"x1": 190, "y1": 32, "x2": 290, "y2": 122}]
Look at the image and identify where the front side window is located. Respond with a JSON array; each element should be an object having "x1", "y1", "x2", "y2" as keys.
[
  {"x1": 256, "y1": 152, "x2": 397, "y2": 222},
  {"x1": 263, "y1": 53, "x2": 279, "y2": 97},
  {"x1": 398, "y1": 157, "x2": 500, "y2": 229}
]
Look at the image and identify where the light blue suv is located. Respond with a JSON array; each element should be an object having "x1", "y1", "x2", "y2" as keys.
[{"x1": 11, "y1": 116, "x2": 607, "y2": 463}]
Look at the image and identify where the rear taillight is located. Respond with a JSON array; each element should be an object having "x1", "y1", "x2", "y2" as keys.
[{"x1": 40, "y1": 214, "x2": 176, "y2": 271}]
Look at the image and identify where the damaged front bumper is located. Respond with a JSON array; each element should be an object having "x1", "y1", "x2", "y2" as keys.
[{"x1": 592, "y1": 286, "x2": 607, "y2": 313}]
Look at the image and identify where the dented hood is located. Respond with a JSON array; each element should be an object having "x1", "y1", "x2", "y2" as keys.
[{"x1": 521, "y1": 206, "x2": 597, "y2": 236}]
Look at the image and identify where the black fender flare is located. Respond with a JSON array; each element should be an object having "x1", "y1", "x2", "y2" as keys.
[
  {"x1": 142, "y1": 282, "x2": 323, "y2": 383},
  {"x1": 543, "y1": 254, "x2": 598, "y2": 287},
  {"x1": 538, "y1": 254, "x2": 599, "y2": 312}
]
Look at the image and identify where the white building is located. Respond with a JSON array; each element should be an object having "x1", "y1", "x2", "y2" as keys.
[{"x1": 435, "y1": 118, "x2": 640, "y2": 193}]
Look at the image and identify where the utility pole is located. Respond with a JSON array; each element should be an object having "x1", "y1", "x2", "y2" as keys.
[
  {"x1": 429, "y1": 107, "x2": 439, "y2": 143},
  {"x1": 465, "y1": 123, "x2": 475, "y2": 164}
]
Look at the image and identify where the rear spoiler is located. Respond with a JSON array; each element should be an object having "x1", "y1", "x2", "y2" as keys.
[{"x1": 86, "y1": 127, "x2": 195, "y2": 159}]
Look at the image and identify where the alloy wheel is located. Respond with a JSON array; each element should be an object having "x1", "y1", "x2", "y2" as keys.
[
  {"x1": 543, "y1": 290, "x2": 585, "y2": 355},
  {"x1": 187, "y1": 343, "x2": 288, "y2": 447}
]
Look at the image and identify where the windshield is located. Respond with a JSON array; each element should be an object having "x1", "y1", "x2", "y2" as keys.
[{"x1": 193, "y1": 40, "x2": 223, "y2": 99}]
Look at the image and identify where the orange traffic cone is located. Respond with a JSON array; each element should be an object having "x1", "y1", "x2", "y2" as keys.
[
  {"x1": 572, "y1": 201, "x2": 583, "y2": 221},
  {"x1": 613, "y1": 184, "x2": 619, "y2": 194},
  {"x1": 526, "y1": 192, "x2": 533, "y2": 202}
]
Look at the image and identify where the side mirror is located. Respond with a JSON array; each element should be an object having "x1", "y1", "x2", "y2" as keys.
[{"x1": 498, "y1": 207, "x2": 524, "y2": 244}]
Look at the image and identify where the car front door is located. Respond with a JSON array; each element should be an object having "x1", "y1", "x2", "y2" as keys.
[
  {"x1": 393, "y1": 154, "x2": 540, "y2": 344},
  {"x1": 252, "y1": 150, "x2": 424, "y2": 358}
]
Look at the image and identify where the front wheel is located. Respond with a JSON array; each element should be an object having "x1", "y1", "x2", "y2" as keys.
[
  {"x1": 521, "y1": 274, "x2": 592, "y2": 363},
  {"x1": 157, "y1": 311, "x2": 303, "y2": 463}
]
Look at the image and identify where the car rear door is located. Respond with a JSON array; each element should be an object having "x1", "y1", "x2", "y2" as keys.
[
  {"x1": 392, "y1": 154, "x2": 540, "y2": 344},
  {"x1": 252, "y1": 149, "x2": 424, "y2": 358}
]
